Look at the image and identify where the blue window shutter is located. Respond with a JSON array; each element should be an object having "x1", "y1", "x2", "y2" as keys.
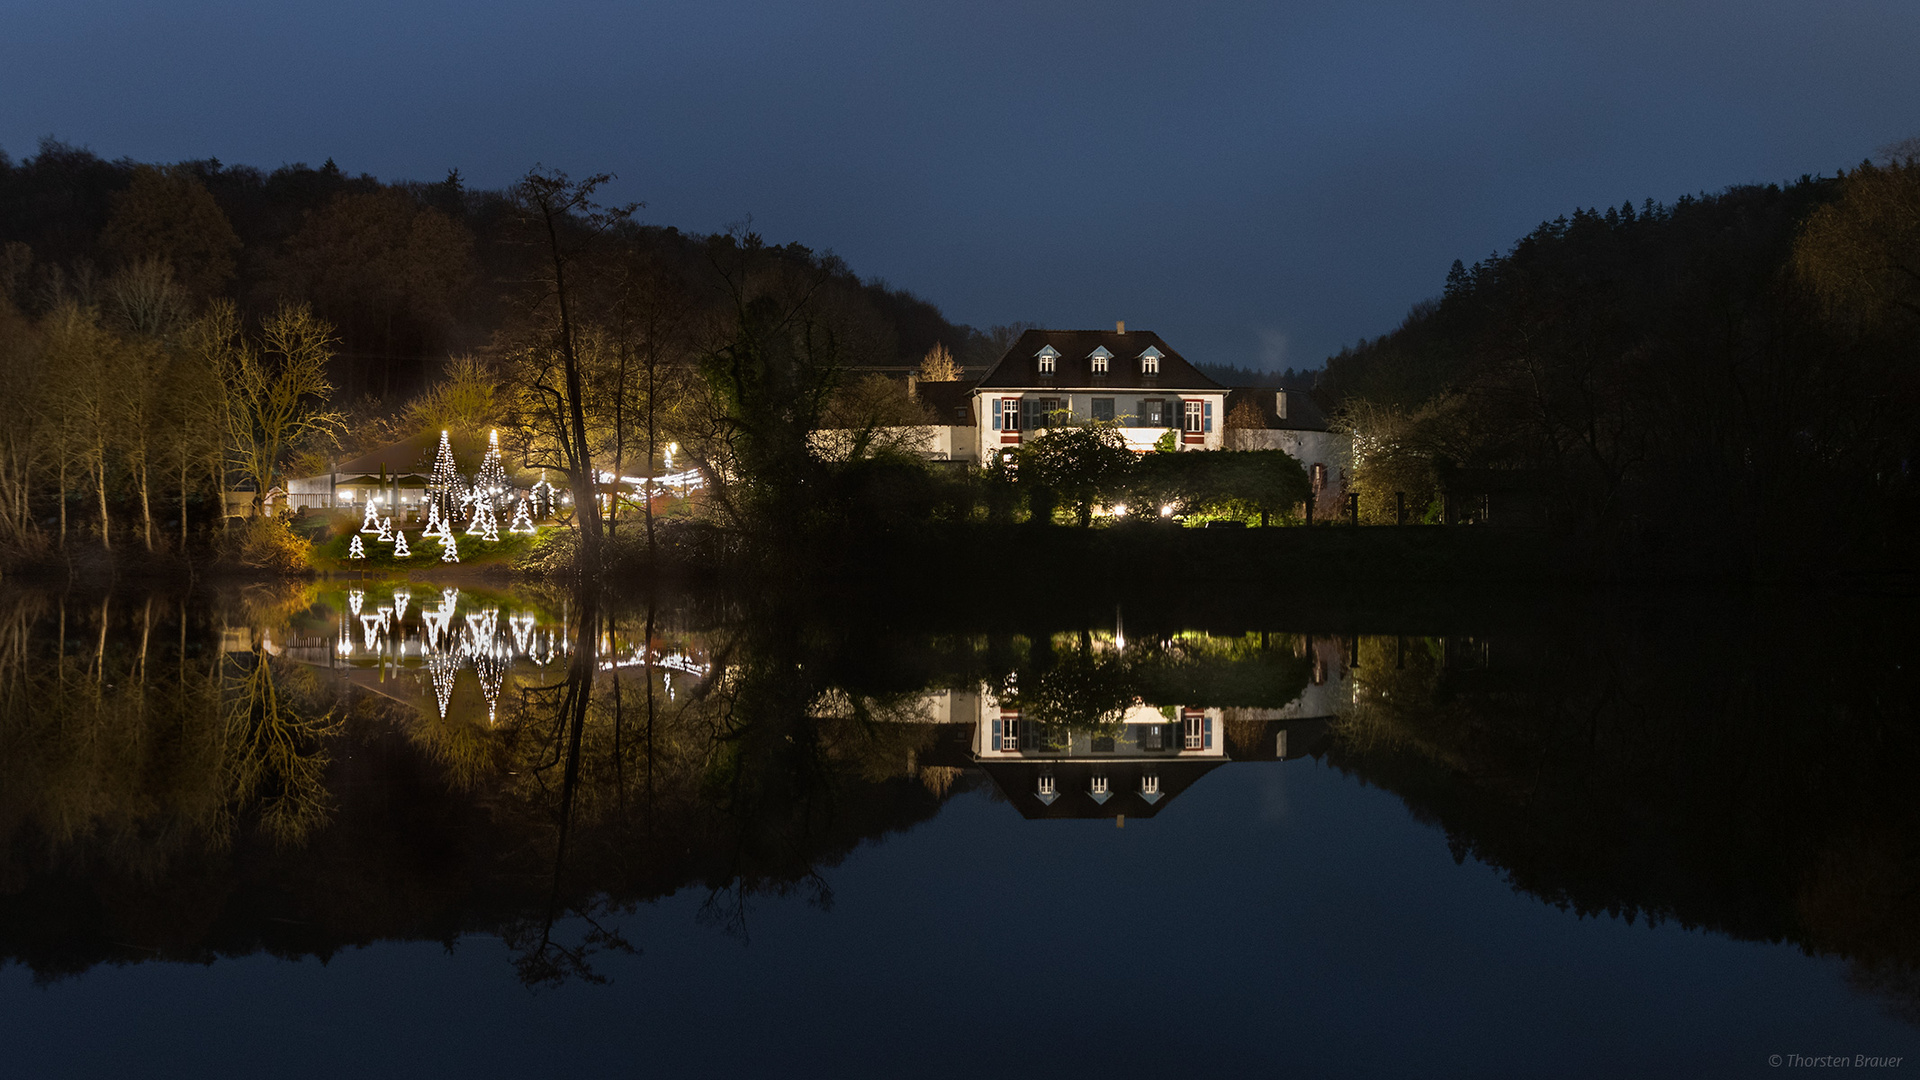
[
  {"x1": 1204, "y1": 717, "x2": 1213, "y2": 749},
  {"x1": 992, "y1": 718, "x2": 1002, "y2": 746},
  {"x1": 992, "y1": 401, "x2": 1001, "y2": 430},
  {"x1": 1204, "y1": 401, "x2": 1214, "y2": 433}
]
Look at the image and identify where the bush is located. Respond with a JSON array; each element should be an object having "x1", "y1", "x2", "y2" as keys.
[{"x1": 220, "y1": 516, "x2": 313, "y2": 575}]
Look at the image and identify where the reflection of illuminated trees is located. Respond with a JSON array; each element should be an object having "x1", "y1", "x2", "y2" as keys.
[{"x1": 0, "y1": 589, "x2": 343, "y2": 878}]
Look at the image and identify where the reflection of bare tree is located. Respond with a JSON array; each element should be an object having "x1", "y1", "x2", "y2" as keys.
[{"x1": 220, "y1": 637, "x2": 341, "y2": 847}]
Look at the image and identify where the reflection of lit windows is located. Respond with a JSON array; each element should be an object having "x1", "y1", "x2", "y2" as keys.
[
  {"x1": 1141, "y1": 773, "x2": 1160, "y2": 795},
  {"x1": 1037, "y1": 774, "x2": 1055, "y2": 797},
  {"x1": 1092, "y1": 734, "x2": 1115, "y2": 752},
  {"x1": 1000, "y1": 711, "x2": 1021, "y2": 751},
  {"x1": 1139, "y1": 724, "x2": 1164, "y2": 751},
  {"x1": 1091, "y1": 774, "x2": 1108, "y2": 795},
  {"x1": 1183, "y1": 709, "x2": 1206, "y2": 750}
]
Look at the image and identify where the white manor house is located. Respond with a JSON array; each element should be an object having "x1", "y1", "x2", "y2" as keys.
[{"x1": 905, "y1": 326, "x2": 1351, "y2": 502}]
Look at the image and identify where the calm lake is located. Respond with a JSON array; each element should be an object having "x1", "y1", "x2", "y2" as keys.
[{"x1": 2, "y1": 578, "x2": 1915, "y2": 1077}]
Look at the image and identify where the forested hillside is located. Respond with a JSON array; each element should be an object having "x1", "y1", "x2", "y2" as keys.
[
  {"x1": 0, "y1": 140, "x2": 1010, "y2": 401},
  {"x1": 1317, "y1": 144, "x2": 1920, "y2": 575}
]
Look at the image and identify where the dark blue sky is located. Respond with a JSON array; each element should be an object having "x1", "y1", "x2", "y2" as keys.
[{"x1": 4, "y1": 0, "x2": 1916, "y2": 367}]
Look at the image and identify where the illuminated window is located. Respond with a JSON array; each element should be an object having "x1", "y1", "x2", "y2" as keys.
[
  {"x1": 1141, "y1": 399, "x2": 1166, "y2": 427},
  {"x1": 1088, "y1": 346, "x2": 1112, "y2": 373},
  {"x1": 1035, "y1": 345, "x2": 1059, "y2": 375},
  {"x1": 1000, "y1": 399, "x2": 1020, "y2": 431},
  {"x1": 1184, "y1": 400, "x2": 1205, "y2": 433},
  {"x1": 1139, "y1": 347, "x2": 1163, "y2": 374}
]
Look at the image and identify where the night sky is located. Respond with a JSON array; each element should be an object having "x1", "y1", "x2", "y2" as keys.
[{"x1": 4, "y1": 0, "x2": 1916, "y2": 368}]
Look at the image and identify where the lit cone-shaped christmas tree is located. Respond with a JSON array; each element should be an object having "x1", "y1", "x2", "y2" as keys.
[
  {"x1": 466, "y1": 498, "x2": 496, "y2": 537},
  {"x1": 474, "y1": 429, "x2": 511, "y2": 516},
  {"x1": 427, "y1": 430, "x2": 462, "y2": 527},
  {"x1": 377, "y1": 516, "x2": 393, "y2": 542},
  {"x1": 349, "y1": 535, "x2": 366, "y2": 560},
  {"x1": 508, "y1": 496, "x2": 536, "y2": 534},
  {"x1": 440, "y1": 532, "x2": 460, "y2": 563},
  {"x1": 392, "y1": 530, "x2": 411, "y2": 558},
  {"x1": 359, "y1": 497, "x2": 381, "y2": 533}
]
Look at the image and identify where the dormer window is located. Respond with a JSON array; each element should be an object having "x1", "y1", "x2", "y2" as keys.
[
  {"x1": 1088, "y1": 346, "x2": 1112, "y2": 374},
  {"x1": 1138, "y1": 347, "x2": 1163, "y2": 375},
  {"x1": 1140, "y1": 773, "x2": 1162, "y2": 804},
  {"x1": 1036, "y1": 773, "x2": 1058, "y2": 805},
  {"x1": 1089, "y1": 774, "x2": 1111, "y2": 805},
  {"x1": 1035, "y1": 345, "x2": 1059, "y2": 375}
]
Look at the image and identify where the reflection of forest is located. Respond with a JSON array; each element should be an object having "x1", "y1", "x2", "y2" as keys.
[
  {"x1": 1327, "y1": 600, "x2": 1920, "y2": 1023},
  {"x1": 1, "y1": 585, "x2": 1915, "y2": 1016}
]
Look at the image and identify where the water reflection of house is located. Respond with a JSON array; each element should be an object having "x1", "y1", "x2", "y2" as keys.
[{"x1": 909, "y1": 643, "x2": 1350, "y2": 820}]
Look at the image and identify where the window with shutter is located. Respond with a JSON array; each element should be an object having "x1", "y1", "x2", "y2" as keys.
[{"x1": 1183, "y1": 708, "x2": 1205, "y2": 750}]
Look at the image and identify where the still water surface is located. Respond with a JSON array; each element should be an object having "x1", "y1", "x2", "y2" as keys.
[{"x1": 1, "y1": 580, "x2": 1914, "y2": 1077}]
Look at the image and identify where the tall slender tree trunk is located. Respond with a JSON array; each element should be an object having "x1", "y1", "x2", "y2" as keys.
[
  {"x1": 138, "y1": 460, "x2": 153, "y2": 551},
  {"x1": 95, "y1": 455, "x2": 111, "y2": 550},
  {"x1": 540, "y1": 206, "x2": 604, "y2": 570}
]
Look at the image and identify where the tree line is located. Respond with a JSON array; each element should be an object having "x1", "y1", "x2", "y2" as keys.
[
  {"x1": 0, "y1": 145, "x2": 1048, "y2": 567},
  {"x1": 1317, "y1": 139, "x2": 1920, "y2": 574}
]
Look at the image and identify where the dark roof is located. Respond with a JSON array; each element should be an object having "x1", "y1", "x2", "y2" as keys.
[
  {"x1": 1224, "y1": 387, "x2": 1334, "y2": 432},
  {"x1": 976, "y1": 759, "x2": 1225, "y2": 820},
  {"x1": 976, "y1": 330, "x2": 1224, "y2": 392},
  {"x1": 913, "y1": 379, "x2": 978, "y2": 425},
  {"x1": 333, "y1": 434, "x2": 438, "y2": 479}
]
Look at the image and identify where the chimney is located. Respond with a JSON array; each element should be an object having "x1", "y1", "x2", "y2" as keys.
[{"x1": 1116, "y1": 320, "x2": 1126, "y2": 334}]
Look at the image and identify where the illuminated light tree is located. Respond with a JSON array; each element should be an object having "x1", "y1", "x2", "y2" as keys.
[
  {"x1": 377, "y1": 515, "x2": 393, "y2": 542},
  {"x1": 359, "y1": 497, "x2": 381, "y2": 533},
  {"x1": 508, "y1": 496, "x2": 536, "y2": 534},
  {"x1": 440, "y1": 532, "x2": 460, "y2": 563},
  {"x1": 392, "y1": 530, "x2": 411, "y2": 558},
  {"x1": 474, "y1": 429, "x2": 511, "y2": 515},
  {"x1": 466, "y1": 498, "x2": 498, "y2": 539},
  {"x1": 427, "y1": 429, "x2": 463, "y2": 525},
  {"x1": 348, "y1": 535, "x2": 366, "y2": 559}
]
